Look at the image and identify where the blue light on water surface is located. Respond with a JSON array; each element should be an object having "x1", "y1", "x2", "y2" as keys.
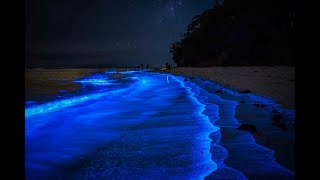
[
  {"x1": 26, "y1": 72, "x2": 218, "y2": 179},
  {"x1": 75, "y1": 79, "x2": 112, "y2": 85},
  {"x1": 25, "y1": 72, "x2": 295, "y2": 179},
  {"x1": 74, "y1": 74, "x2": 114, "y2": 86}
]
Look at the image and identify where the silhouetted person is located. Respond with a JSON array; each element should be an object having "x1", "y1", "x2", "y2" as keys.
[
  {"x1": 141, "y1": 64, "x2": 144, "y2": 70},
  {"x1": 137, "y1": 64, "x2": 140, "y2": 72},
  {"x1": 146, "y1": 64, "x2": 149, "y2": 71}
]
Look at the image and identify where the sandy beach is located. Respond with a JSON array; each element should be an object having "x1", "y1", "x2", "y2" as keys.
[{"x1": 155, "y1": 66, "x2": 295, "y2": 109}]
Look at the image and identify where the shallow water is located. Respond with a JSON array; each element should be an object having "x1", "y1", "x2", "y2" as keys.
[
  {"x1": 25, "y1": 71, "x2": 295, "y2": 179},
  {"x1": 26, "y1": 72, "x2": 218, "y2": 179}
]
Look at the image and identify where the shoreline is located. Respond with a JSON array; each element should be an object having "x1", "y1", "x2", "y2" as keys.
[
  {"x1": 153, "y1": 66, "x2": 295, "y2": 110},
  {"x1": 175, "y1": 72, "x2": 295, "y2": 176}
]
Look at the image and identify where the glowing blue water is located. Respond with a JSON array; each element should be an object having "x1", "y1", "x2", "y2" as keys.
[
  {"x1": 185, "y1": 76, "x2": 295, "y2": 179},
  {"x1": 25, "y1": 71, "x2": 295, "y2": 179},
  {"x1": 25, "y1": 72, "x2": 218, "y2": 179}
]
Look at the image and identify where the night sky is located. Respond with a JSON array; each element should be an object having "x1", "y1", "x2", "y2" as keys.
[{"x1": 26, "y1": 0, "x2": 214, "y2": 68}]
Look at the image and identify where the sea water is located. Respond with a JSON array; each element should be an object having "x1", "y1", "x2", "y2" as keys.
[
  {"x1": 25, "y1": 71, "x2": 295, "y2": 179},
  {"x1": 26, "y1": 72, "x2": 218, "y2": 179}
]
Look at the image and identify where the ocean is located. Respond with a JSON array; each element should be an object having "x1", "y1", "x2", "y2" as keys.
[{"x1": 25, "y1": 69, "x2": 294, "y2": 179}]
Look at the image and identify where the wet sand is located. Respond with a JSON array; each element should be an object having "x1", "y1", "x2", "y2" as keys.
[{"x1": 25, "y1": 69, "x2": 105, "y2": 102}]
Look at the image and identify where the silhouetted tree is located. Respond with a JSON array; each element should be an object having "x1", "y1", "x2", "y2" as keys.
[{"x1": 170, "y1": 0, "x2": 296, "y2": 67}]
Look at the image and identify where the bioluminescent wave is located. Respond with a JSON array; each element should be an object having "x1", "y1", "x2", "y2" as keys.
[
  {"x1": 25, "y1": 71, "x2": 295, "y2": 179},
  {"x1": 182, "y1": 76, "x2": 295, "y2": 179},
  {"x1": 26, "y1": 72, "x2": 218, "y2": 179},
  {"x1": 74, "y1": 79, "x2": 113, "y2": 85}
]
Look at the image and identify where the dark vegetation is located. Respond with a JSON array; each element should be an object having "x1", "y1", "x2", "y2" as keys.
[{"x1": 170, "y1": 0, "x2": 296, "y2": 67}]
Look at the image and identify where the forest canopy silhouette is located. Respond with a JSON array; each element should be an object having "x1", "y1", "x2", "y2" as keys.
[{"x1": 170, "y1": 0, "x2": 296, "y2": 67}]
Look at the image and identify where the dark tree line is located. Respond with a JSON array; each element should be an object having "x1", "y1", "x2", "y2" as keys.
[{"x1": 170, "y1": 0, "x2": 296, "y2": 67}]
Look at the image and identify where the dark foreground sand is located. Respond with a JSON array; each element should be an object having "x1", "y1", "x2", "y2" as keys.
[{"x1": 155, "y1": 66, "x2": 295, "y2": 109}]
